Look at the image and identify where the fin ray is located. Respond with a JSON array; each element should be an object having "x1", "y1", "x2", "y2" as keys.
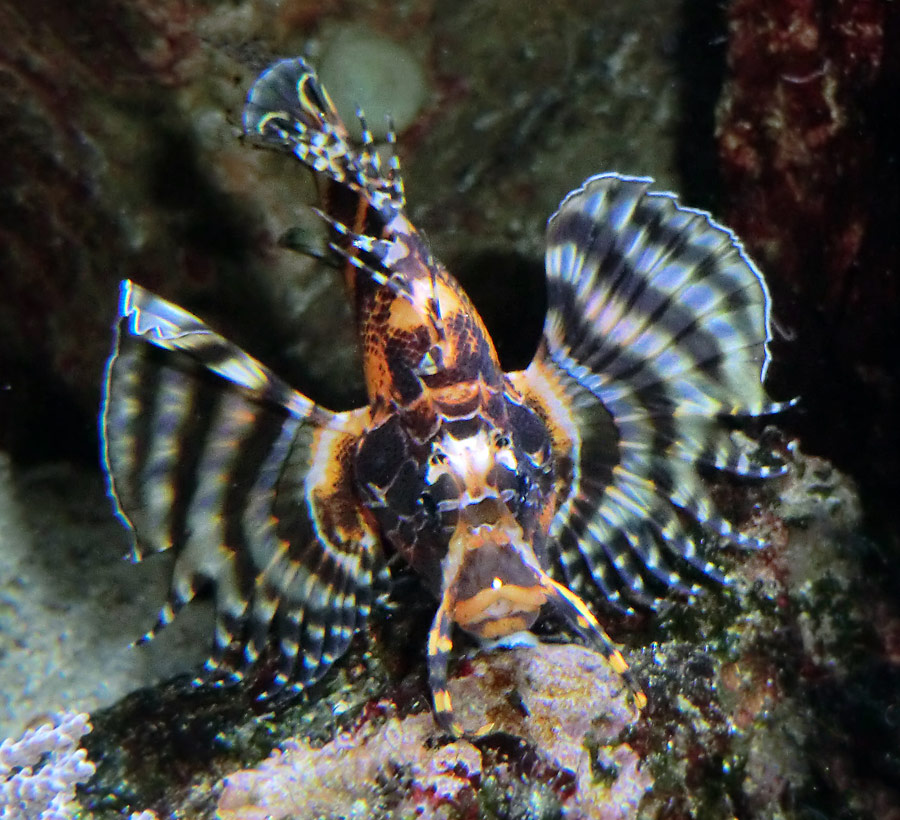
[
  {"x1": 102, "y1": 281, "x2": 385, "y2": 693},
  {"x1": 514, "y1": 173, "x2": 787, "y2": 606},
  {"x1": 243, "y1": 57, "x2": 404, "y2": 216}
]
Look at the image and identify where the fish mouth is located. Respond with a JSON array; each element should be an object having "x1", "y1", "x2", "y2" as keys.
[
  {"x1": 441, "y1": 501, "x2": 635, "y2": 674},
  {"x1": 445, "y1": 509, "x2": 549, "y2": 641},
  {"x1": 426, "y1": 512, "x2": 645, "y2": 735},
  {"x1": 442, "y1": 508, "x2": 630, "y2": 665},
  {"x1": 452, "y1": 577, "x2": 548, "y2": 640}
]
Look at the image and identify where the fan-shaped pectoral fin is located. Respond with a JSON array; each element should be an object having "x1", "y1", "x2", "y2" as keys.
[
  {"x1": 537, "y1": 569, "x2": 647, "y2": 711},
  {"x1": 102, "y1": 280, "x2": 388, "y2": 692},
  {"x1": 229, "y1": 405, "x2": 390, "y2": 695},
  {"x1": 509, "y1": 174, "x2": 792, "y2": 611},
  {"x1": 427, "y1": 594, "x2": 465, "y2": 737}
]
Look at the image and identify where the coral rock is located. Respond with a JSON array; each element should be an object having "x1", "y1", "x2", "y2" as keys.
[{"x1": 217, "y1": 644, "x2": 650, "y2": 820}]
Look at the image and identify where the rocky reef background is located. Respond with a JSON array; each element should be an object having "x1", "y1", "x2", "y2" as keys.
[{"x1": 1, "y1": 1, "x2": 899, "y2": 818}]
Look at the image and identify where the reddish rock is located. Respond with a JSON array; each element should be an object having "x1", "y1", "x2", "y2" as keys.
[{"x1": 716, "y1": 0, "x2": 900, "y2": 523}]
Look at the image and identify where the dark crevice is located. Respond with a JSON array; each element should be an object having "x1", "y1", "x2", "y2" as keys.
[
  {"x1": 672, "y1": 0, "x2": 729, "y2": 210},
  {"x1": 450, "y1": 249, "x2": 546, "y2": 374}
]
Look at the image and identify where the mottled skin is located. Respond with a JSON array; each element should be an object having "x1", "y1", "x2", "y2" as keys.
[
  {"x1": 340, "y1": 212, "x2": 635, "y2": 734},
  {"x1": 107, "y1": 57, "x2": 782, "y2": 740},
  {"x1": 247, "y1": 64, "x2": 641, "y2": 731}
]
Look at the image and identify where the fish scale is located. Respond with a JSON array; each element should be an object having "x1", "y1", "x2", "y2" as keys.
[{"x1": 100, "y1": 56, "x2": 789, "y2": 736}]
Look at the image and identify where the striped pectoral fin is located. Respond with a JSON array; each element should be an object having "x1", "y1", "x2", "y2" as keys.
[
  {"x1": 234, "y1": 406, "x2": 390, "y2": 694},
  {"x1": 427, "y1": 595, "x2": 466, "y2": 738},
  {"x1": 538, "y1": 569, "x2": 646, "y2": 711},
  {"x1": 191, "y1": 406, "x2": 388, "y2": 694},
  {"x1": 514, "y1": 174, "x2": 790, "y2": 606},
  {"x1": 102, "y1": 280, "x2": 308, "y2": 549},
  {"x1": 542, "y1": 173, "x2": 778, "y2": 410},
  {"x1": 509, "y1": 362, "x2": 678, "y2": 607},
  {"x1": 102, "y1": 281, "x2": 385, "y2": 691},
  {"x1": 102, "y1": 280, "x2": 315, "y2": 564},
  {"x1": 541, "y1": 173, "x2": 782, "y2": 418}
]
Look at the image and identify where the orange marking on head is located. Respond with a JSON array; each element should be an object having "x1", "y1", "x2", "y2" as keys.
[
  {"x1": 432, "y1": 380, "x2": 482, "y2": 410},
  {"x1": 452, "y1": 582, "x2": 548, "y2": 629},
  {"x1": 476, "y1": 616, "x2": 531, "y2": 640},
  {"x1": 389, "y1": 290, "x2": 432, "y2": 334},
  {"x1": 363, "y1": 353, "x2": 392, "y2": 403}
]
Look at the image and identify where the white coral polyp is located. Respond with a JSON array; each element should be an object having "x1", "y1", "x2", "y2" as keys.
[{"x1": 0, "y1": 712, "x2": 95, "y2": 820}]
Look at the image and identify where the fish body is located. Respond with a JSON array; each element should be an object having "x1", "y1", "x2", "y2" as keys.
[{"x1": 101, "y1": 58, "x2": 788, "y2": 734}]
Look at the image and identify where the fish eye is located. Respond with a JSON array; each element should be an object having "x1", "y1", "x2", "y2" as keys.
[
  {"x1": 429, "y1": 452, "x2": 446, "y2": 466},
  {"x1": 494, "y1": 434, "x2": 511, "y2": 449}
]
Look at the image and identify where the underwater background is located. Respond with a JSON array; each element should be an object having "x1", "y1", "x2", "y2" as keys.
[{"x1": 1, "y1": 0, "x2": 899, "y2": 818}]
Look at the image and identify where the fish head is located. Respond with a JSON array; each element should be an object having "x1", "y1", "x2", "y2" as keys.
[
  {"x1": 356, "y1": 388, "x2": 557, "y2": 640},
  {"x1": 428, "y1": 414, "x2": 557, "y2": 639}
]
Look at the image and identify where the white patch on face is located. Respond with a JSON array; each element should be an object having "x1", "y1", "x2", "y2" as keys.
[
  {"x1": 496, "y1": 446, "x2": 517, "y2": 472},
  {"x1": 427, "y1": 428, "x2": 520, "y2": 506},
  {"x1": 426, "y1": 429, "x2": 490, "y2": 502}
]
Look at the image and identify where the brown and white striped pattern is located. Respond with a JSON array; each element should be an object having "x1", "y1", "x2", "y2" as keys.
[
  {"x1": 242, "y1": 57, "x2": 404, "y2": 217},
  {"x1": 101, "y1": 281, "x2": 388, "y2": 692},
  {"x1": 517, "y1": 174, "x2": 789, "y2": 609}
]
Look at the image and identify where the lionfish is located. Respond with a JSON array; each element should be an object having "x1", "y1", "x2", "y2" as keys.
[{"x1": 101, "y1": 57, "x2": 788, "y2": 735}]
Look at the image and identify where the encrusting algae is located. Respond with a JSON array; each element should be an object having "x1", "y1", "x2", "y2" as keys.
[{"x1": 216, "y1": 644, "x2": 649, "y2": 820}]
